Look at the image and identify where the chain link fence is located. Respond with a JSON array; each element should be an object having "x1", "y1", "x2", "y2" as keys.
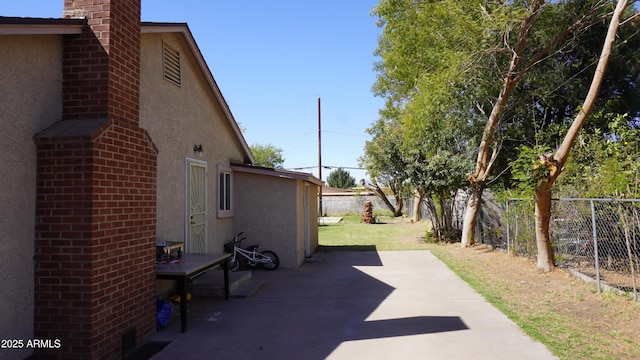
[{"x1": 505, "y1": 198, "x2": 640, "y2": 299}]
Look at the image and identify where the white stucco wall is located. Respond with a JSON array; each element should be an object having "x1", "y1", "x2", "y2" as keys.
[
  {"x1": 0, "y1": 34, "x2": 64, "y2": 358},
  {"x1": 298, "y1": 182, "x2": 319, "y2": 259},
  {"x1": 233, "y1": 171, "x2": 318, "y2": 268},
  {"x1": 234, "y1": 172, "x2": 297, "y2": 267},
  {"x1": 308, "y1": 184, "x2": 320, "y2": 253},
  {"x1": 140, "y1": 32, "x2": 248, "y2": 253}
]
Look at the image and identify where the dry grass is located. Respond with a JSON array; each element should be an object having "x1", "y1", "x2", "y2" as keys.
[{"x1": 427, "y1": 243, "x2": 640, "y2": 360}]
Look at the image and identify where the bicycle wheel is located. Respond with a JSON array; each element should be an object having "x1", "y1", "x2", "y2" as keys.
[
  {"x1": 227, "y1": 256, "x2": 240, "y2": 271},
  {"x1": 260, "y1": 250, "x2": 279, "y2": 270}
]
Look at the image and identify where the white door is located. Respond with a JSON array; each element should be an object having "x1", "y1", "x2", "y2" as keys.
[{"x1": 187, "y1": 160, "x2": 207, "y2": 253}]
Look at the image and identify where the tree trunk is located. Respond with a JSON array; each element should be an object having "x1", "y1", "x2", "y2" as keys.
[
  {"x1": 620, "y1": 208, "x2": 638, "y2": 301},
  {"x1": 425, "y1": 196, "x2": 442, "y2": 239},
  {"x1": 462, "y1": 1, "x2": 544, "y2": 245},
  {"x1": 363, "y1": 182, "x2": 404, "y2": 217},
  {"x1": 461, "y1": 185, "x2": 484, "y2": 247},
  {"x1": 394, "y1": 196, "x2": 405, "y2": 217},
  {"x1": 439, "y1": 193, "x2": 453, "y2": 237},
  {"x1": 534, "y1": 185, "x2": 555, "y2": 272},
  {"x1": 533, "y1": 0, "x2": 628, "y2": 272},
  {"x1": 412, "y1": 190, "x2": 423, "y2": 222}
]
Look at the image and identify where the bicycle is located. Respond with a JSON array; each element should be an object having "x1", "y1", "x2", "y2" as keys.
[{"x1": 224, "y1": 232, "x2": 280, "y2": 271}]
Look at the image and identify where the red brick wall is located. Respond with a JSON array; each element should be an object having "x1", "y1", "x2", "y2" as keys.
[
  {"x1": 34, "y1": 139, "x2": 95, "y2": 358},
  {"x1": 34, "y1": 1, "x2": 157, "y2": 358},
  {"x1": 34, "y1": 122, "x2": 157, "y2": 359},
  {"x1": 62, "y1": 0, "x2": 140, "y2": 124},
  {"x1": 88, "y1": 123, "x2": 157, "y2": 359}
]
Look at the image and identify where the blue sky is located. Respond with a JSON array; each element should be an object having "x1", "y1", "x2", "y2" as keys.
[{"x1": 1, "y1": 1, "x2": 383, "y2": 182}]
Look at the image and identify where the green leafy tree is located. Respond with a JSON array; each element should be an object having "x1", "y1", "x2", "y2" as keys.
[
  {"x1": 326, "y1": 168, "x2": 356, "y2": 189},
  {"x1": 360, "y1": 118, "x2": 408, "y2": 217},
  {"x1": 500, "y1": 2, "x2": 640, "y2": 193},
  {"x1": 250, "y1": 143, "x2": 284, "y2": 168},
  {"x1": 372, "y1": 0, "x2": 636, "y2": 257},
  {"x1": 535, "y1": 113, "x2": 640, "y2": 199},
  {"x1": 458, "y1": 0, "x2": 619, "y2": 249},
  {"x1": 401, "y1": 73, "x2": 475, "y2": 240},
  {"x1": 372, "y1": 0, "x2": 546, "y2": 246},
  {"x1": 531, "y1": 0, "x2": 631, "y2": 271}
]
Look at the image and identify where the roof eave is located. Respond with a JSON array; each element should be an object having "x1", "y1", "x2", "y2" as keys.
[
  {"x1": 0, "y1": 17, "x2": 84, "y2": 35},
  {"x1": 231, "y1": 163, "x2": 323, "y2": 186}
]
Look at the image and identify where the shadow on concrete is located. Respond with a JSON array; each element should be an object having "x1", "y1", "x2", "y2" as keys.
[
  {"x1": 317, "y1": 244, "x2": 378, "y2": 253},
  {"x1": 349, "y1": 316, "x2": 468, "y2": 341},
  {"x1": 149, "y1": 251, "x2": 467, "y2": 359}
]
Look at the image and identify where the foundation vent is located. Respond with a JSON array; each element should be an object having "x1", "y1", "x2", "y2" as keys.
[{"x1": 122, "y1": 328, "x2": 137, "y2": 357}]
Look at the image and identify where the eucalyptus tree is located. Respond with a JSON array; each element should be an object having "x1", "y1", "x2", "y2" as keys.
[
  {"x1": 374, "y1": 0, "x2": 630, "y2": 245},
  {"x1": 372, "y1": 0, "x2": 485, "y2": 118},
  {"x1": 526, "y1": 113, "x2": 640, "y2": 199},
  {"x1": 371, "y1": 0, "x2": 557, "y2": 245},
  {"x1": 458, "y1": 0, "x2": 628, "y2": 248},
  {"x1": 372, "y1": 0, "x2": 639, "y2": 271},
  {"x1": 532, "y1": 0, "x2": 633, "y2": 271},
  {"x1": 371, "y1": 0, "x2": 487, "y2": 219}
]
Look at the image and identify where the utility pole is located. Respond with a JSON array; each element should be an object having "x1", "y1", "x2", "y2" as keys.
[{"x1": 318, "y1": 97, "x2": 323, "y2": 216}]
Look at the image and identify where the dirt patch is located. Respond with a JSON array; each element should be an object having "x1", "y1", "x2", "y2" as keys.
[{"x1": 429, "y1": 242, "x2": 640, "y2": 360}]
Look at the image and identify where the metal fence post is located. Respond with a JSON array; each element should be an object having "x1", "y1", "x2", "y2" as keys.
[
  {"x1": 590, "y1": 200, "x2": 601, "y2": 294},
  {"x1": 498, "y1": 197, "x2": 640, "y2": 299},
  {"x1": 506, "y1": 200, "x2": 511, "y2": 254}
]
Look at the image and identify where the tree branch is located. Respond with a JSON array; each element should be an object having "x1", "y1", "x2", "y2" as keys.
[{"x1": 553, "y1": 0, "x2": 630, "y2": 175}]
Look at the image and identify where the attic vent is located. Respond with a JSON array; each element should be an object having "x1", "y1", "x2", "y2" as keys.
[{"x1": 163, "y1": 41, "x2": 181, "y2": 86}]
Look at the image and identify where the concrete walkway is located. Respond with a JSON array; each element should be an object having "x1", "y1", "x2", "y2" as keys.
[{"x1": 149, "y1": 251, "x2": 557, "y2": 360}]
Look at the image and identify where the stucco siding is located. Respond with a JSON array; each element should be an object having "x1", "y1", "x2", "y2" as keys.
[
  {"x1": 140, "y1": 33, "x2": 246, "y2": 252},
  {"x1": 0, "y1": 34, "x2": 63, "y2": 357},
  {"x1": 234, "y1": 172, "x2": 301, "y2": 267},
  {"x1": 296, "y1": 182, "x2": 320, "y2": 260},
  {"x1": 304, "y1": 183, "x2": 320, "y2": 255},
  {"x1": 296, "y1": 182, "x2": 305, "y2": 261}
]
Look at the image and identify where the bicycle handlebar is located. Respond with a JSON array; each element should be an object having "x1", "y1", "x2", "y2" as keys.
[{"x1": 233, "y1": 236, "x2": 247, "y2": 244}]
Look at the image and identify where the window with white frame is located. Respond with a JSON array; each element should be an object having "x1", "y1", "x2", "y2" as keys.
[{"x1": 218, "y1": 166, "x2": 233, "y2": 217}]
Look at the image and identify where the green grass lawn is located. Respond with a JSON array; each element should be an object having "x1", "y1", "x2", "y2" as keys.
[{"x1": 318, "y1": 215, "x2": 431, "y2": 251}]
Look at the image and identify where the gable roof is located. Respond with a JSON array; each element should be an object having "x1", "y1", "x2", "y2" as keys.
[
  {"x1": 0, "y1": 16, "x2": 254, "y2": 165},
  {"x1": 141, "y1": 22, "x2": 254, "y2": 164}
]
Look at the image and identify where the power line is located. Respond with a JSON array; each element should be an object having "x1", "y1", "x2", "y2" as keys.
[
  {"x1": 321, "y1": 130, "x2": 369, "y2": 137},
  {"x1": 288, "y1": 165, "x2": 366, "y2": 171}
]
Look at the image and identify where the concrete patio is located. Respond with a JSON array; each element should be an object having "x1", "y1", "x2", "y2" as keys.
[{"x1": 147, "y1": 250, "x2": 557, "y2": 360}]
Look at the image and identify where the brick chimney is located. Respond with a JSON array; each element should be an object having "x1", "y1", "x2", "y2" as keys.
[
  {"x1": 33, "y1": 1, "x2": 157, "y2": 359},
  {"x1": 61, "y1": 0, "x2": 141, "y2": 124}
]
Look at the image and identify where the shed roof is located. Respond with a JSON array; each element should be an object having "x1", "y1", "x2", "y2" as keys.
[{"x1": 231, "y1": 163, "x2": 323, "y2": 186}]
